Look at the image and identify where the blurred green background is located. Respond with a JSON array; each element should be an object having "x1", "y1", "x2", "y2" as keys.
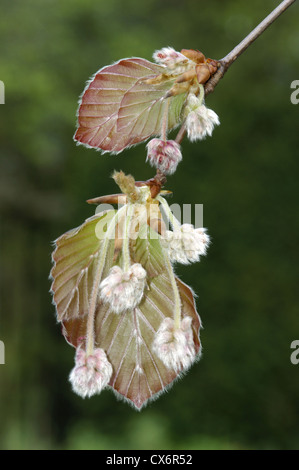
[{"x1": 0, "y1": 0, "x2": 299, "y2": 450}]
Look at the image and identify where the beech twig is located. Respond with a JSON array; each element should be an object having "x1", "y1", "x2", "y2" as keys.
[
  {"x1": 153, "y1": 0, "x2": 296, "y2": 184},
  {"x1": 175, "y1": 0, "x2": 296, "y2": 151},
  {"x1": 205, "y1": 0, "x2": 296, "y2": 96}
]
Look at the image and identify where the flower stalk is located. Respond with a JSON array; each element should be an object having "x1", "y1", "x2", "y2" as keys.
[
  {"x1": 86, "y1": 207, "x2": 125, "y2": 355},
  {"x1": 122, "y1": 203, "x2": 135, "y2": 272},
  {"x1": 156, "y1": 195, "x2": 181, "y2": 231}
]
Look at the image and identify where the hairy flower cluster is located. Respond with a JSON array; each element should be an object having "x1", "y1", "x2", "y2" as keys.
[
  {"x1": 69, "y1": 347, "x2": 113, "y2": 398},
  {"x1": 153, "y1": 47, "x2": 192, "y2": 73},
  {"x1": 163, "y1": 224, "x2": 210, "y2": 264},
  {"x1": 183, "y1": 93, "x2": 220, "y2": 141},
  {"x1": 146, "y1": 139, "x2": 182, "y2": 175},
  {"x1": 186, "y1": 106, "x2": 220, "y2": 141},
  {"x1": 99, "y1": 263, "x2": 147, "y2": 314},
  {"x1": 186, "y1": 107, "x2": 220, "y2": 142},
  {"x1": 153, "y1": 316, "x2": 196, "y2": 371}
]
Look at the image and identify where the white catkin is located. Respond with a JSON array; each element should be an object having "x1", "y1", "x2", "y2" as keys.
[
  {"x1": 153, "y1": 317, "x2": 196, "y2": 372},
  {"x1": 99, "y1": 263, "x2": 147, "y2": 314},
  {"x1": 163, "y1": 224, "x2": 210, "y2": 265},
  {"x1": 186, "y1": 105, "x2": 220, "y2": 141},
  {"x1": 69, "y1": 348, "x2": 113, "y2": 398}
]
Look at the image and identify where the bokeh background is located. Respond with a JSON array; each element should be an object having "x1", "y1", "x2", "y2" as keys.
[{"x1": 0, "y1": 0, "x2": 299, "y2": 450}]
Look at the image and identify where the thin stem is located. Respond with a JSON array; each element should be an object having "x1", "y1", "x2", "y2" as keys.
[
  {"x1": 161, "y1": 99, "x2": 170, "y2": 141},
  {"x1": 157, "y1": 195, "x2": 181, "y2": 231},
  {"x1": 222, "y1": 0, "x2": 296, "y2": 69},
  {"x1": 164, "y1": 250, "x2": 182, "y2": 329},
  {"x1": 206, "y1": 0, "x2": 296, "y2": 95},
  {"x1": 174, "y1": 123, "x2": 186, "y2": 145},
  {"x1": 156, "y1": 196, "x2": 182, "y2": 327},
  {"x1": 85, "y1": 206, "x2": 126, "y2": 356},
  {"x1": 174, "y1": 0, "x2": 296, "y2": 145},
  {"x1": 122, "y1": 204, "x2": 135, "y2": 272},
  {"x1": 198, "y1": 84, "x2": 205, "y2": 105}
]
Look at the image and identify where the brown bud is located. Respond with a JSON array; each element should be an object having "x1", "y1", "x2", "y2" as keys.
[
  {"x1": 195, "y1": 64, "x2": 211, "y2": 84},
  {"x1": 135, "y1": 180, "x2": 150, "y2": 187},
  {"x1": 86, "y1": 194, "x2": 127, "y2": 205},
  {"x1": 181, "y1": 49, "x2": 205, "y2": 64},
  {"x1": 175, "y1": 69, "x2": 196, "y2": 84},
  {"x1": 206, "y1": 59, "x2": 218, "y2": 76}
]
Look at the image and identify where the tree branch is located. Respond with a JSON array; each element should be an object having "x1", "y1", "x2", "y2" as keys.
[
  {"x1": 205, "y1": 0, "x2": 296, "y2": 96},
  {"x1": 150, "y1": 0, "x2": 297, "y2": 194}
]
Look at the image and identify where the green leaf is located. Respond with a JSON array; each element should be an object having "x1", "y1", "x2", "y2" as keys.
[
  {"x1": 50, "y1": 210, "x2": 116, "y2": 321},
  {"x1": 132, "y1": 224, "x2": 165, "y2": 277},
  {"x1": 62, "y1": 226, "x2": 201, "y2": 409}
]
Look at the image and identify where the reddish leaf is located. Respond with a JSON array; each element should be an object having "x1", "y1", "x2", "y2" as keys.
[
  {"x1": 63, "y1": 274, "x2": 201, "y2": 409},
  {"x1": 61, "y1": 225, "x2": 201, "y2": 409},
  {"x1": 74, "y1": 58, "x2": 186, "y2": 153}
]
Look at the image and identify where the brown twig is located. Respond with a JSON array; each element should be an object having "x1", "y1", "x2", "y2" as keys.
[
  {"x1": 140, "y1": 170, "x2": 167, "y2": 199},
  {"x1": 174, "y1": 0, "x2": 296, "y2": 147},
  {"x1": 146, "y1": 0, "x2": 296, "y2": 196},
  {"x1": 205, "y1": 0, "x2": 296, "y2": 95}
]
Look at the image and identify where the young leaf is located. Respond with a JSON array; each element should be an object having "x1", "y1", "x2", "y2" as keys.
[
  {"x1": 50, "y1": 210, "x2": 116, "y2": 321},
  {"x1": 61, "y1": 223, "x2": 201, "y2": 409},
  {"x1": 132, "y1": 224, "x2": 165, "y2": 278},
  {"x1": 74, "y1": 58, "x2": 186, "y2": 153}
]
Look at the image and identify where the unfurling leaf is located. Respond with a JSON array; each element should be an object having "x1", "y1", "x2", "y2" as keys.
[
  {"x1": 50, "y1": 210, "x2": 116, "y2": 321},
  {"x1": 74, "y1": 58, "x2": 186, "y2": 153},
  {"x1": 74, "y1": 47, "x2": 219, "y2": 159},
  {"x1": 50, "y1": 185, "x2": 203, "y2": 409},
  {"x1": 63, "y1": 274, "x2": 200, "y2": 409},
  {"x1": 60, "y1": 221, "x2": 201, "y2": 409}
]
